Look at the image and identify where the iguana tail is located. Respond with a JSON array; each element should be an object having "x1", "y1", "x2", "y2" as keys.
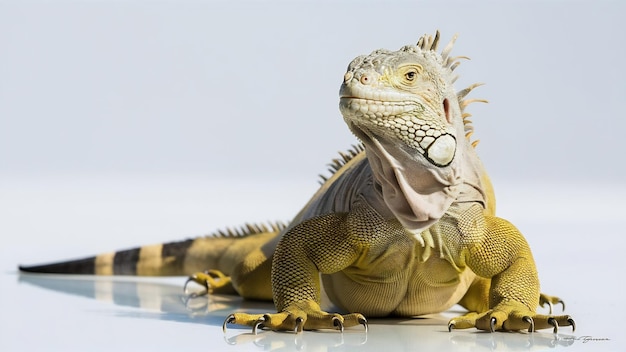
[{"x1": 19, "y1": 223, "x2": 284, "y2": 276}]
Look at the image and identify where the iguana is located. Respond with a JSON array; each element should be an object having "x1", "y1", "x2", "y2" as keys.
[{"x1": 20, "y1": 31, "x2": 575, "y2": 334}]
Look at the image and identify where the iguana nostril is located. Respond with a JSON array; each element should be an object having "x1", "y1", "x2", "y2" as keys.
[
  {"x1": 360, "y1": 74, "x2": 372, "y2": 85},
  {"x1": 344, "y1": 72, "x2": 353, "y2": 83}
]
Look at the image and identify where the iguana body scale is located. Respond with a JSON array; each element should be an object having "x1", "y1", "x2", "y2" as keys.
[{"x1": 19, "y1": 31, "x2": 575, "y2": 333}]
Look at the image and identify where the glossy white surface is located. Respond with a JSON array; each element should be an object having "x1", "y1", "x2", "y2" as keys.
[
  {"x1": 1, "y1": 180, "x2": 623, "y2": 351},
  {"x1": 1, "y1": 0, "x2": 623, "y2": 351}
]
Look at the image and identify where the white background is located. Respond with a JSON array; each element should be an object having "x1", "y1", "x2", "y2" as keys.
[{"x1": 1, "y1": 1, "x2": 623, "y2": 351}]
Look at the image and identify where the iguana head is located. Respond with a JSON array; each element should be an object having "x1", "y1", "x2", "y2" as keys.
[
  {"x1": 339, "y1": 31, "x2": 484, "y2": 232},
  {"x1": 340, "y1": 31, "x2": 467, "y2": 168}
]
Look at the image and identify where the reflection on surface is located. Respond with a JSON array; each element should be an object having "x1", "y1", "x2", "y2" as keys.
[
  {"x1": 18, "y1": 273, "x2": 269, "y2": 327},
  {"x1": 18, "y1": 274, "x2": 575, "y2": 350},
  {"x1": 222, "y1": 327, "x2": 576, "y2": 350}
]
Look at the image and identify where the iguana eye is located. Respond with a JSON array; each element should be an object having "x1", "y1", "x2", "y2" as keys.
[
  {"x1": 405, "y1": 70, "x2": 417, "y2": 81},
  {"x1": 396, "y1": 64, "x2": 423, "y2": 87}
]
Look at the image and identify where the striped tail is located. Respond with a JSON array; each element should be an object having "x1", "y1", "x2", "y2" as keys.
[
  {"x1": 19, "y1": 223, "x2": 285, "y2": 276},
  {"x1": 19, "y1": 239, "x2": 196, "y2": 276}
]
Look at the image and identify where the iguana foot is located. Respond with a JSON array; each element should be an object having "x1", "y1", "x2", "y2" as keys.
[
  {"x1": 539, "y1": 293, "x2": 565, "y2": 314},
  {"x1": 184, "y1": 270, "x2": 235, "y2": 297},
  {"x1": 223, "y1": 301, "x2": 367, "y2": 334},
  {"x1": 448, "y1": 301, "x2": 575, "y2": 333}
]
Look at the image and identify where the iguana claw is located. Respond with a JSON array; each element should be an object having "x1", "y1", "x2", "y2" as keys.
[
  {"x1": 567, "y1": 317, "x2": 576, "y2": 332},
  {"x1": 523, "y1": 316, "x2": 535, "y2": 332},
  {"x1": 545, "y1": 300, "x2": 554, "y2": 314},
  {"x1": 294, "y1": 317, "x2": 304, "y2": 333},
  {"x1": 548, "y1": 317, "x2": 558, "y2": 333},
  {"x1": 223, "y1": 314, "x2": 235, "y2": 333},
  {"x1": 183, "y1": 273, "x2": 208, "y2": 298},
  {"x1": 359, "y1": 316, "x2": 368, "y2": 333},
  {"x1": 539, "y1": 293, "x2": 566, "y2": 314},
  {"x1": 252, "y1": 316, "x2": 266, "y2": 335},
  {"x1": 546, "y1": 316, "x2": 575, "y2": 334},
  {"x1": 448, "y1": 322, "x2": 455, "y2": 332},
  {"x1": 332, "y1": 316, "x2": 344, "y2": 332},
  {"x1": 489, "y1": 317, "x2": 496, "y2": 333},
  {"x1": 543, "y1": 299, "x2": 566, "y2": 314}
]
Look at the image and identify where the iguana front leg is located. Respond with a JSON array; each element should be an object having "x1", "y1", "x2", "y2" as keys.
[
  {"x1": 450, "y1": 212, "x2": 575, "y2": 332},
  {"x1": 225, "y1": 213, "x2": 367, "y2": 333}
]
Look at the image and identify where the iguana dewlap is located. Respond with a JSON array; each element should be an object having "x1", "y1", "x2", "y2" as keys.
[{"x1": 19, "y1": 31, "x2": 575, "y2": 334}]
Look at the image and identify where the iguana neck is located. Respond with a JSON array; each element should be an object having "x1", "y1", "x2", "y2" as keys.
[
  {"x1": 362, "y1": 127, "x2": 489, "y2": 234},
  {"x1": 359, "y1": 128, "x2": 462, "y2": 232}
]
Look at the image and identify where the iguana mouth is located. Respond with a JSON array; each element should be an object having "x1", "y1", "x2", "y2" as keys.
[
  {"x1": 340, "y1": 97, "x2": 456, "y2": 167},
  {"x1": 339, "y1": 97, "x2": 420, "y2": 117}
]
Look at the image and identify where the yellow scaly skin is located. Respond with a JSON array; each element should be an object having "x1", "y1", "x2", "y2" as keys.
[{"x1": 188, "y1": 31, "x2": 575, "y2": 333}]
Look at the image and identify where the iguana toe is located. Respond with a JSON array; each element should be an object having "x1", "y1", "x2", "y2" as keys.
[
  {"x1": 448, "y1": 301, "x2": 576, "y2": 332},
  {"x1": 539, "y1": 293, "x2": 566, "y2": 314},
  {"x1": 184, "y1": 270, "x2": 235, "y2": 297},
  {"x1": 222, "y1": 301, "x2": 367, "y2": 334}
]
